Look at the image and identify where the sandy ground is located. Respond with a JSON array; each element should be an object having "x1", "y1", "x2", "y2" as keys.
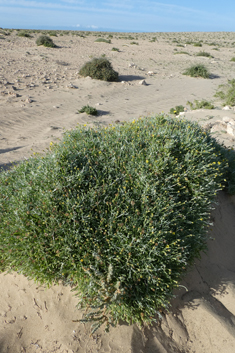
[{"x1": 0, "y1": 30, "x2": 235, "y2": 353}]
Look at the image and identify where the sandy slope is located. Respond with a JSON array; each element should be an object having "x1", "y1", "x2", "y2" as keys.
[{"x1": 0, "y1": 30, "x2": 235, "y2": 353}]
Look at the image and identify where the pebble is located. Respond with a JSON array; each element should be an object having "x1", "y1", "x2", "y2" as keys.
[{"x1": 139, "y1": 80, "x2": 147, "y2": 85}]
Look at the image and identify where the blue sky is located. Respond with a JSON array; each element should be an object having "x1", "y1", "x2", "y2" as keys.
[{"x1": 0, "y1": 0, "x2": 234, "y2": 32}]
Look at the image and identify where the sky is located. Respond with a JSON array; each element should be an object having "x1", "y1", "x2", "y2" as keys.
[{"x1": 0, "y1": 0, "x2": 235, "y2": 33}]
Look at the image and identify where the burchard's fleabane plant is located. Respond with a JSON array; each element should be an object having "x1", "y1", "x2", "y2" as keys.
[{"x1": 0, "y1": 115, "x2": 235, "y2": 334}]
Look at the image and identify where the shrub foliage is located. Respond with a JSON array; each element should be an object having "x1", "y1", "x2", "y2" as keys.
[
  {"x1": 79, "y1": 57, "x2": 118, "y2": 82},
  {"x1": 1, "y1": 115, "x2": 235, "y2": 333},
  {"x1": 214, "y1": 79, "x2": 235, "y2": 106},
  {"x1": 183, "y1": 64, "x2": 210, "y2": 78},
  {"x1": 36, "y1": 35, "x2": 56, "y2": 48},
  {"x1": 169, "y1": 105, "x2": 185, "y2": 115},
  {"x1": 78, "y1": 105, "x2": 98, "y2": 116},
  {"x1": 187, "y1": 100, "x2": 215, "y2": 110}
]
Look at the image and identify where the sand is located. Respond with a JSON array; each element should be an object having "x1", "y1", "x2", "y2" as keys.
[{"x1": 0, "y1": 30, "x2": 235, "y2": 353}]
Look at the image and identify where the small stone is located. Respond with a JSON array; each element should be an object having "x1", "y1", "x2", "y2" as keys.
[
  {"x1": 8, "y1": 91, "x2": 19, "y2": 97},
  {"x1": 139, "y1": 80, "x2": 147, "y2": 85},
  {"x1": 25, "y1": 98, "x2": 33, "y2": 103},
  {"x1": 210, "y1": 122, "x2": 227, "y2": 133},
  {"x1": 147, "y1": 71, "x2": 154, "y2": 76},
  {"x1": 222, "y1": 105, "x2": 231, "y2": 111}
]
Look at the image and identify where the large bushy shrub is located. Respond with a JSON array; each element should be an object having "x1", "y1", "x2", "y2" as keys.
[
  {"x1": 36, "y1": 35, "x2": 56, "y2": 48},
  {"x1": 1, "y1": 115, "x2": 235, "y2": 333},
  {"x1": 79, "y1": 57, "x2": 118, "y2": 81}
]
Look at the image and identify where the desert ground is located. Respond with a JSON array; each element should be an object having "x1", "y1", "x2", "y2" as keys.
[{"x1": 0, "y1": 29, "x2": 235, "y2": 353}]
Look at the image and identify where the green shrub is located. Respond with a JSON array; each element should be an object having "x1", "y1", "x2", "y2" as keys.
[
  {"x1": 183, "y1": 64, "x2": 210, "y2": 78},
  {"x1": 169, "y1": 105, "x2": 185, "y2": 115},
  {"x1": 130, "y1": 41, "x2": 139, "y2": 45},
  {"x1": 94, "y1": 38, "x2": 111, "y2": 43},
  {"x1": 1, "y1": 115, "x2": 235, "y2": 333},
  {"x1": 17, "y1": 31, "x2": 32, "y2": 38},
  {"x1": 79, "y1": 57, "x2": 118, "y2": 82},
  {"x1": 214, "y1": 79, "x2": 235, "y2": 106},
  {"x1": 78, "y1": 105, "x2": 98, "y2": 116},
  {"x1": 195, "y1": 51, "x2": 213, "y2": 58},
  {"x1": 174, "y1": 51, "x2": 190, "y2": 55},
  {"x1": 193, "y1": 42, "x2": 202, "y2": 47},
  {"x1": 230, "y1": 57, "x2": 235, "y2": 62},
  {"x1": 112, "y1": 47, "x2": 119, "y2": 52},
  {"x1": 36, "y1": 35, "x2": 56, "y2": 48},
  {"x1": 49, "y1": 31, "x2": 57, "y2": 37},
  {"x1": 187, "y1": 100, "x2": 215, "y2": 110}
]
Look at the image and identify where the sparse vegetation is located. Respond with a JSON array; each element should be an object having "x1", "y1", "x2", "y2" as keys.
[
  {"x1": 17, "y1": 31, "x2": 32, "y2": 38},
  {"x1": 111, "y1": 47, "x2": 119, "y2": 52},
  {"x1": 94, "y1": 38, "x2": 111, "y2": 44},
  {"x1": 130, "y1": 41, "x2": 139, "y2": 45},
  {"x1": 79, "y1": 57, "x2": 118, "y2": 82},
  {"x1": 1, "y1": 115, "x2": 235, "y2": 334},
  {"x1": 195, "y1": 51, "x2": 213, "y2": 58},
  {"x1": 36, "y1": 35, "x2": 56, "y2": 48},
  {"x1": 169, "y1": 105, "x2": 185, "y2": 115},
  {"x1": 183, "y1": 64, "x2": 210, "y2": 78},
  {"x1": 187, "y1": 100, "x2": 215, "y2": 110},
  {"x1": 193, "y1": 42, "x2": 202, "y2": 47},
  {"x1": 214, "y1": 79, "x2": 235, "y2": 106},
  {"x1": 49, "y1": 31, "x2": 57, "y2": 37},
  {"x1": 230, "y1": 57, "x2": 235, "y2": 62},
  {"x1": 78, "y1": 105, "x2": 98, "y2": 116},
  {"x1": 174, "y1": 51, "x2": 190, "y2": 55}
]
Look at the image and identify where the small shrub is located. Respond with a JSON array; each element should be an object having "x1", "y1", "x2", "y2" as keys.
[
  {"x1": 17, "y1": 31, "x2": 32, "y2": 38},
  {"x1": 183, "y1": 64, "x2": 210, "y2": 78},
  {"x1": 130, "y1": 41, "x2": 139, "y2": 45},
  {"x1": 78, "y1": 105, "x2": 98, "y2": 116},
  {"x1": 49, "y1": 31, "x2": 57, "y2": 37},
  {"x1": 196, "y1": 51, "x2": 213, "y2": 58},
  {"x1": 174, "y1": 51, "x2": 190, "y2": 55},
  {"x1": 193, "y1": 42, "x2": 202, "y2": 47},
  {"x1": 1, "y1": 115, "x2": 234, "y2": 334},
  {"x1": 176, "y1": 44, "x2": 184, "y2": 47},
  {"x1": 94, "y1": 38, "x2": 111, "y2": 43},
  {"x1": 36, "y1": 35, "x2": 56, "y2": 48},
  {"x1": 214, "y1": 79, "x2": 235, "y2": 106},
  {"x1": 169, "y1": 105, "x2": 185, "y2": 115},
  {"x1": 79, "y1": 57, "x2": 118, "y2": 82},
  {"x1": 187, "y1": 100, "x2": 215, "y2": 110},
  {"x1": 230, "y1": 57, "x2": 235, "y2": 62},
  {"x1": 112, "y1": 47, "x2": 119, "y2": 52}
]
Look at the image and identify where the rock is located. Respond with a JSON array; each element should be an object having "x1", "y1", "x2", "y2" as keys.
[
  {"x1": 227, "y1": 122, "x2": 235, "y2": 136},
  {"x1": 66, "y1": 83, "x2": 77, "y2": 89},
  {"x1": 147, "y1": 71, "x2": 154, "y2": 76},
  {"x1": 25, "y1": 98, "x2": 33, "y2": 103},
  {"x1": 139, "y1": 80, "x2": 147, "y2": 85},
  {"x1": 8, "y1": 91, "x2": 19, "y2": 97},
  {"x1": 210, "y1": 122, "x2": 227, "y2": 133},
  {"x1": 222, "y1": 105, "x2": 231, "y2": 111},
  {"x1": 129, "y1": 63, "x2": 136, "y2": 68},
  {"x1": 203, "y1": 123, "x2": 213, "y2": 131}
]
